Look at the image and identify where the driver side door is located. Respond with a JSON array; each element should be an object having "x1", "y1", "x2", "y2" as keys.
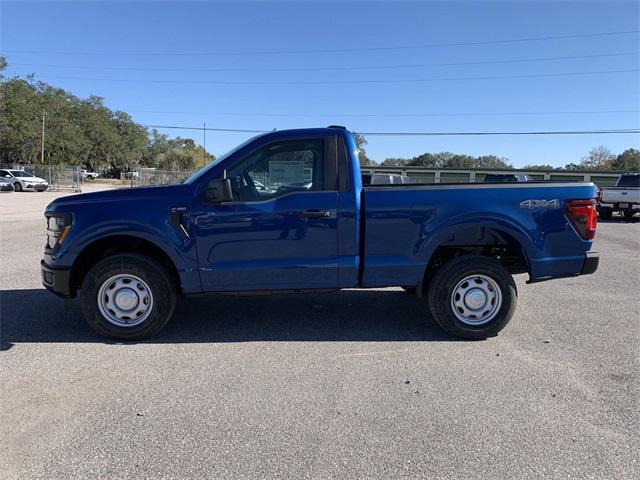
[{"x1": 193, "y1": 137, "x2": 339, "y2": 291}]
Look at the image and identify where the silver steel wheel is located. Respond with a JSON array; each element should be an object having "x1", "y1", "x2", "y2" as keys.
[
  {"x1": 450, "y1": 274, "x2": 502, "y2": 326},
  {"x1": 97, "y1": 274, "x2": 153, "y2": 327}
]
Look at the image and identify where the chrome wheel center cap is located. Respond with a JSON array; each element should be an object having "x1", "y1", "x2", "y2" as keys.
[
  {"x1": 115, "y1": 289, "x2": 138, "y2": 310},
  {"x1": 465, "y1": 289, "x2": 487, "y2": 310}
]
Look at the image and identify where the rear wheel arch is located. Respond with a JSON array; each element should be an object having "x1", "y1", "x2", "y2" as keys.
[
  {"x1": 418, "y1": 225, "x2": 530, "y2": 295},
  {"x1": 70, "y1": 234, "x2": 182, "y2": 294}
]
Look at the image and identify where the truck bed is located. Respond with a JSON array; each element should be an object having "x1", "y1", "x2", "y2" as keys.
[{"x1": 361, "y1": 181, "x2": 597, "y2": 286}]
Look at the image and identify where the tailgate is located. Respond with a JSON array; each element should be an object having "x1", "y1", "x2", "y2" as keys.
[{"x1": 602, "y1": 188, "x2": 640, "y2": 204}]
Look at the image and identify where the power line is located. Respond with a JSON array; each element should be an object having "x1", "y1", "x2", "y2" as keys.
[
  {"x1": 143, "y1": 125, "x2": 639, "y2": 136},
  {"x1": 34, "y1": 118, "x2": 640, "y2": 135},
  {"x1": 355, "y1": 129, "x2": 640, "y2": 136},
  {"x1": 35, "y1": 68, "x2": 640, "y2": 85},
  {"x1": 9, "y1": 51, "x2": 640, "y2": 73},
  {"x1": 144, "y1": 125, "x2": 269, "y2": 133},
  {"x1": 3, "y1": 30, "x2": 638, "y2": 56},
  {"x1": 130, "y1": 109, "x2": 640, "y2": 118}
]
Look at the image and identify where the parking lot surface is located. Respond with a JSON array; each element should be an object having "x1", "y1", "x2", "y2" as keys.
[{"x1": 1, "y1": 187, "x2": 638, "y2": 479}]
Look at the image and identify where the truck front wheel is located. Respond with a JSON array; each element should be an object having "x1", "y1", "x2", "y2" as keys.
[
  {"x1": 426, "y1": 255, "x2": 517, "y2": 339},
  {"x1": 80, "y1": 253, "x2": 177, "y2": 340}
]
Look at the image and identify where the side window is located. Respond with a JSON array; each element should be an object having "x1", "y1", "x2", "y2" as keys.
[
  {"x1": 0, "y1": 170, "x2": 10, "y2": 178},
  {"x1": 225, "y1": 139, "x2": 325, "y2": 202}
]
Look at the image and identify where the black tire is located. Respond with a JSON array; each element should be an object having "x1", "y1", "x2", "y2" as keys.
[
  {"x1": 623, "y1": 210, "x2": 635, "y2": 220},
  {"x1": 80, "y1": 253, "x2": 177, "y2": 340},
  {"x1": 401, "y1": 286, "x2": 417, "y2": 294},
  {"x1": 599, "y1": 207, "x2": 612, "y2": 220},
  {"x1": 426, "y1": 255, "x2": 517, "y2": 340},
  {"x1": 13, "y1": 182, "x2": 22, "y2": 192}
]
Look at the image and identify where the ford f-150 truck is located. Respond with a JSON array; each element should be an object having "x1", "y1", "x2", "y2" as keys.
[
  {"x1": 42, "y1": 127, "x2": 599, "y2": 340},
  {"x1": 597, "y1": 173, "x2": 640, "y2": 220}
]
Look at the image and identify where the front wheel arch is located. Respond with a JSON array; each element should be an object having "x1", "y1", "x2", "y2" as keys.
[{"x1": 71, "y1": 234, "x2": 182, "y2": 295}]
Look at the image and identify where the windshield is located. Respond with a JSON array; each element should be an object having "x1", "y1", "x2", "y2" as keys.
[
  {"x1": 184, "y1": 134, "x2": 264, "y2": 185},
  {"x1": 9, "y1": 170, "x2": 33, "y2": 178},
  {"x1": 617, "y1": 175, "x2": 640, "y2": 188}
]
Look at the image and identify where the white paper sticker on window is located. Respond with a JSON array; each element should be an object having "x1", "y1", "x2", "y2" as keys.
[{"x1": 269, "y1": 161, "x2": 305, "y2": 185}]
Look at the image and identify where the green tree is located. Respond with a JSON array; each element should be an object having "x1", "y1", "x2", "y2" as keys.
[
  {"x1": 353, "y1": 133, "x2": 374, "y2": 165},
  {"x1": 612, "y1": 148, "x2": 640, "y2": 171},
  {"x1": 522, "y1": 164, "x2": 556, "y2": 170},
  {"x1": 579, "y1": 146, "x2": 614, "y2": 170},
  {"x1": 381, "y1": 157, "x2": 409, "y2": 166},
  {"x1": 564, "y1": 163, "x2": 581, "y2": 170},
  {"x1": 0, "y1": 74, "x2": 214, "y2": 172},
  {"x1": 143, "y1": 134, "x2": 214, "y2": 171}
]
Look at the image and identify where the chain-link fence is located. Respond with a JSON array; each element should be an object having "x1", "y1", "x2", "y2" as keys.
[
  {"x1": 1, "y1": 164, "x2": 81, "y2": 192},
  {"x1": 132, "y1": 168, "x2": 195, "y2": 186}
]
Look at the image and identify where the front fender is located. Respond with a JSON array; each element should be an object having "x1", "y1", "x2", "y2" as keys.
[{"x1": 51, "y1": 218, "x2": 197, "y2": 275}]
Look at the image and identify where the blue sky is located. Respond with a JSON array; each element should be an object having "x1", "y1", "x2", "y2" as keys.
[{"x1": 1, "y1": 0, "x2": 639, "y2": 167}]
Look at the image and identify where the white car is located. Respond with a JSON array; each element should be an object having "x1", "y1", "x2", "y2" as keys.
[
  {"x1": 0, "y1": 169, "x2": 49, "y2": 192},
  {"x1": 0, "y1": 177, "x2": 14, "y2": 192},
  {"x1": 80, "y1": 169, "x2": 100, "y2": 179}
]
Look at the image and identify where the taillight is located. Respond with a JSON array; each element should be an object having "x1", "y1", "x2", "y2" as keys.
[{"x1": 566, "y1": 199, "x2": 597, "y2": 240}]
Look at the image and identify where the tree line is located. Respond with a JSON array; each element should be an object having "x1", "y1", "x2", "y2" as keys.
[
  {"x1": 0, "y1": 61, "x2": 214, "y2": 175},
  {"x1": 354, "y1": 118, "x2": 638, "y2": 171},
  {"x1": 359, "y1": 145, "x2": 638, "y2": 171},
  {"x1": 2, "y1": 58, "x2": 637, "y2": 174}
]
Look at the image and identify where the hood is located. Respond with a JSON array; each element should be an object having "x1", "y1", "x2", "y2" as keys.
[
  {"x1": 17, "y1": 176, "x2": 47, "y2": 182},
  {"x1": 47, "y1": 183, "x2": 192, "y2": 209}
]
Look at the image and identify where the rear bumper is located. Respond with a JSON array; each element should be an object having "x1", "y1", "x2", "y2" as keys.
[
  {"x1": 599, "y1": 202, "x2": 640, "y2": 210},
  {"x1": 41, "y1": 260, "x2": 74, "y2": 298},
  {"x1": 527, "y1": 251, "x2": 599, "y2": 284},
  {"x1": 581, "y1": 251, "x2": 599, "y2": 275}
]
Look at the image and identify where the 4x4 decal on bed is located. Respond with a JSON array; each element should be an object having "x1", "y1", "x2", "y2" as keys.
[{"x1": 520, "y1": 199, "x2": 560, "y2": 209}]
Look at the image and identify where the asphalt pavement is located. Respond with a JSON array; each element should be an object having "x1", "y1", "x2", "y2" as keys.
[{"x1": 1, "y1": 186, "x2": 638, "y2": 479}]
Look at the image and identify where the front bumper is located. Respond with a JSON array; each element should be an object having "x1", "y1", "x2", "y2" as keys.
[{"x1": 41, "y1": 260, "x2": 74, "y2": 298}]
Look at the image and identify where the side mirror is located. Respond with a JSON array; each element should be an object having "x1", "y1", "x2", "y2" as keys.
[{"x1": 203, "y1": 177, "x2": 233, "y2": 203}]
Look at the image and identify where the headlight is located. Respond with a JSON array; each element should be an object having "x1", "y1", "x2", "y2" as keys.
[{"x1": 45, "y1": 213, "x2": 72, "y2": 253}]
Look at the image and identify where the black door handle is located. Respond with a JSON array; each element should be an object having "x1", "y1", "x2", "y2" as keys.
[{"x1": 298, "y1": 210, "x2": 330, "y2": 219}]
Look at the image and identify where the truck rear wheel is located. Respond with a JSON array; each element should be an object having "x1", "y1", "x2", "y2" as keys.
[
  {"x1": 80, "y1": 253, "x2": 176, "y2": 340},
  {"x1": 599, "y1": 207, "x2": 612, "y2": 220},
  {"x1": 426, "y1": 255, "x2": 517, "y2": 339}
]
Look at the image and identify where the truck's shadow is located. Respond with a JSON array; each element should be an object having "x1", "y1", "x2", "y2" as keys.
[{"x1": 1, "y1": 288, "x2": 455, "y2": 350}]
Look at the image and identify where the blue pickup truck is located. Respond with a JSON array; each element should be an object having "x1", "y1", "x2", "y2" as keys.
[{"x1": 42, "y1": 127, "x2": 599, "y2": 340}]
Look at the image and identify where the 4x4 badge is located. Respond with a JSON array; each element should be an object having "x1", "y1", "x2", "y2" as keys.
[{"x1": 520, "y1": 199, "x2": 560, "y2": 209}]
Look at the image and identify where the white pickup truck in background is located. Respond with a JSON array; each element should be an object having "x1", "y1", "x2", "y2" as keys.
[
  {"x1": 598, "y1": 173, "x2": 640, "y2": 220},
  {"x1": 79, "y1": 169, "x2": 100, "y2": 180}
]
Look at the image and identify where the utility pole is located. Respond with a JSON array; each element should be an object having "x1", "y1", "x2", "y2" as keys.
[
  {"x1": 41, "y1": 111, "x2": 45, "y2": 164},
  {"x1": 203, "y1": 122, "x2": 206, "y2": 168}
]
